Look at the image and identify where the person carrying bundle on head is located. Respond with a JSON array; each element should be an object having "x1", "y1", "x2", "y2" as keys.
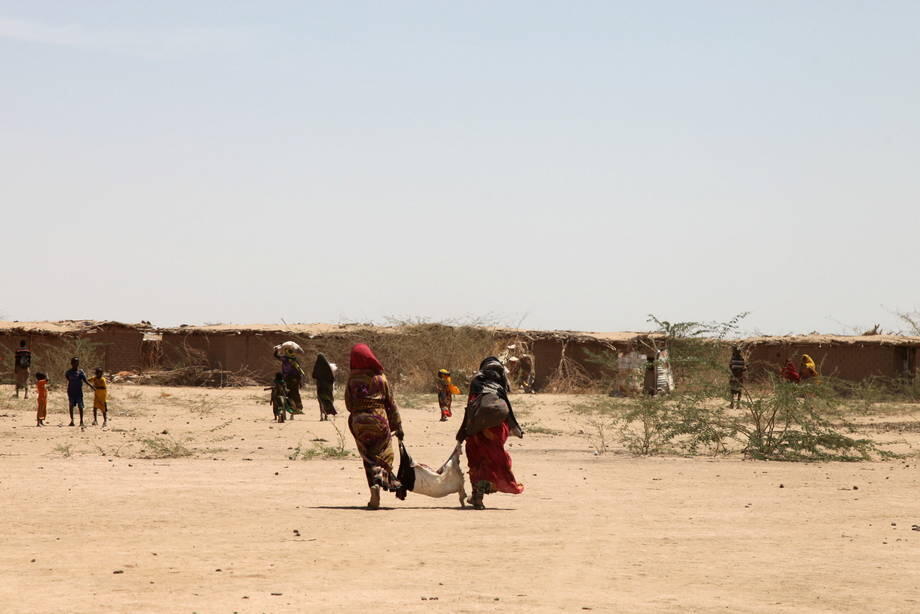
[
  {"x1": 273, "y1": 342, "x2": 305, "y2": 416},
  {"x1": 436, "y1": 369, "x2": 460, "y2": 422}
]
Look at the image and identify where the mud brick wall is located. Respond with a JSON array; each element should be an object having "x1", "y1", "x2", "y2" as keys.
[
  {"x1": 90, "y1": 328, "x2": 145, "y2": 372},
  {"x1": 747, "y1": 342, "x2": 916, "y2": 380}
]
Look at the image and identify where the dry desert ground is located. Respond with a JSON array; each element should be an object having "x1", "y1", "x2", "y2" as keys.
[{"x1": 1, "y1": 384, "x2": 919, "y2": 613}]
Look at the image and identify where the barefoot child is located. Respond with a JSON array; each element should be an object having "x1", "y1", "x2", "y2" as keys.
[
  {"x1": 90, "y1": 368, "x2": 108, "y2": 426},
  {"x1": 35, "y1": 372, "x2": 48, "y2": 426},
  {"x1": 265, "y1": 372, "x2": 290, "y2": 423},
  {"x1": 64, "y1": 358, "x2": 94, "y2": 427},
  {"x1": 436, "y1": 369, "x2": 460, "y2": 422}
]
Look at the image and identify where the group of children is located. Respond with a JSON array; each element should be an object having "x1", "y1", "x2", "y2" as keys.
[{"x1": 32, "y1": 357, "x2": 108, "y2": 427}]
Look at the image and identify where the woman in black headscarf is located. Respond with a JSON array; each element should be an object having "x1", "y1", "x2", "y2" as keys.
[
  {"x1": 311, "y1": 353, "x2": 338, "y2": 421},
  {"x1": 456, "y1": 357, "x2": 524, "y2": 509}
]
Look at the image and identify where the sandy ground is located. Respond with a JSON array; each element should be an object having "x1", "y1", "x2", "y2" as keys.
[{"x1": 1, "y1": 384, "x2": 919, "y2": 613}]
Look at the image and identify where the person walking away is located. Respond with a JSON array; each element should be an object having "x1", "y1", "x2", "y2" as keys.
[
  {"x1": 89, "y1": 368, "x2": 108, "y2": 426},
  {"x1": 14, "y1": 340, "x2": 31, "y2": 399},
  {"x1": 800, "y1": 354, "x2": 819, "y2": 381},
  {"x1": 344, "y1": 344, "x2": 403, "y2": 510},
  {"x1": 274, "y1": 345, "x2": 305, "y2": 417},
  {"x1": 729, "y1": 347, "x2": 746, "y2": 409},
  {"x1": 64, "y1": 358, "x2": 94, "y2": 427},
  {"x1": 312, "y1": 354, "x2": 338, "y2": 421},
  {"x1": 456, "y1": 357, "x2": 524, "y2": 510},
  {"x1": 35, "y1": 372, "x2": 48, "y2": 426},
  {"x1": 436, "y1": 369, "x2": 459, "y2": 421}
]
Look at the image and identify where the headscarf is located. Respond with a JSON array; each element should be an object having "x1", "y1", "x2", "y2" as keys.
[
  {"x1": 438, "y1": 368, "x2": 459, "y2": 394},
  {"x1": 472, "y1": 356, "x2": 510, "y2": 394},
  {"x1": 312, "y1": 353, "x2": 335, "y2": 382},
  {"x1": 801, "y1": 354, "x2": 818, "y2": 376},
  {"x1": 350, "y1": 344, "x2": 384, "y2": 373},
  {"x1": 465, "y1": 356, "x2": 523, "y2": 438}
]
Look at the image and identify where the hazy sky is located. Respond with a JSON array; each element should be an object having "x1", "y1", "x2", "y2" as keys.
[{"x1": 2, "y1": 1, "x2": 918, "y2": 335}]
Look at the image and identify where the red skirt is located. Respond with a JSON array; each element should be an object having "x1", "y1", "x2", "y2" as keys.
[{"x1": 465, "y1": 422, "x2": 524, "y2": 494}]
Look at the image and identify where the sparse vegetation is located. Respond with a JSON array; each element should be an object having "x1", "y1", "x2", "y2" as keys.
[
  {"x1": 289, "y1": 422, "x2": 351, "y2": 460},
  {"x1": 618, "y1": 397, "x2": 675, "y2": 456},
  {"x1": 374, "y1": 318, "x2": 506, "y2": 392},
  {"x1": 575, "y1": 314, "x2": 899, "y2": 461},
  {"x1": 523, "y1": 424, "x2": 561, "y2": 436},
  {"x1": 588, "y1": 417, "x2": 613, "y2": 455},
  {"x1": 136, "y1": 435, "x2": 193, "y2": 459},
  {"x1": 53, "y1": 443, "x2": 74, "y2": 458}
]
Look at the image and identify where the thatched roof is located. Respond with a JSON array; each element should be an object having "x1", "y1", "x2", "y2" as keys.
[
  {"x1": 0, "y1": 320, "x2": 150, "y2": 336},
  {"x1": 743, "y1": 334, "x2": 920, "y2": 347},
  {"x1": 156, "y1": 322, "x2": 662, "y2": 344},
  {"x1": 159, "y1": 322, "x2": 375, "y2": 336}
]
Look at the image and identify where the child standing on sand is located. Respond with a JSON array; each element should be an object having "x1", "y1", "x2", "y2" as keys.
[
  {"x1": 436, "y1": 369, "x2": 460, "y2": 422},
  {"x1": 35, "y1": 372, "x2": 48, "y2": 426},
  {"x1": 90, "y1": 368, "x2": 108, "y2": 427},
  {"x1": 64, "y1": 357, "x2": 95, "y2": 427},
  {"x1": 265, "y1": 372, "x2": 290, "y2": 423}
]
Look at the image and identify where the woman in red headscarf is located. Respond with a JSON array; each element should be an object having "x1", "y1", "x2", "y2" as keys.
[{"x1": 345, "y1": 344, "x2": 404, "y2": 509}]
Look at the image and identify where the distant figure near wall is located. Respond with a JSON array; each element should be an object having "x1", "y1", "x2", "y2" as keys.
[
  {"x1": 643, "y1": 355, "x2": 658, "y2": 396},
  {"x1": 273, "y1": 342, "x2": 305, "y2": 416},
  {"x1": 781, "y1": 359, "x2": 801, "y2": 383},
  {"x1": 14, "y1": 340, "x2": 31, "y2": 399},
  {"x1": 800, "y1": 354, "x2": 819, "y2": 381},
  {"x1": 729, "y1": 347, "x2": 746, "y2": 409}
]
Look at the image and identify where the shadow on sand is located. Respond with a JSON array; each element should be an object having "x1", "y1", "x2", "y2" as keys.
[{"x1": 310, "y1": 505, "x2": 513, "y2": 511}]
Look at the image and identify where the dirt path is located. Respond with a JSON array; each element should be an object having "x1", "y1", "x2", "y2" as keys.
[{"x1": 1, "y1": 386, "x2": 919, "y2": 613}]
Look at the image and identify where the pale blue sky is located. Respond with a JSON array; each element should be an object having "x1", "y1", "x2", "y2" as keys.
[{"x1": 2, "y1": 1, "x2": 918, "y2": 334}]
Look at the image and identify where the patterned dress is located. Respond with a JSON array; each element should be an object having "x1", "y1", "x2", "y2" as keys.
[
  {"x1": 437, "y1": 376, "x2": 453, "y2": 419},
  {"x1": 345, "y1": 369, "x2": 403, "y2": 489}
]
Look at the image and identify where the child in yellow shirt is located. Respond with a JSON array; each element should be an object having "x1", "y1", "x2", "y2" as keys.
[
  {"x1": 90, "y1": 368, "x2": 108, "y2": 427},
  {"x1": 436, "y1": 369, "x2": 460, "y2": 422}
]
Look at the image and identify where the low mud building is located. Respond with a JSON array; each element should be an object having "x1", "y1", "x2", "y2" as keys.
[
  {"x1": 1, "y1": 320, "x2": 665, "y2": 392},
  {"x1": 744, "y1": 334, "x2": 920, "y2": 381},
  {"x1": 157, "y1": 323, "x2": 665, "y2": 391},
  {"x1": 0, "y1": 320, "x2": 149, "y2": 378}
]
